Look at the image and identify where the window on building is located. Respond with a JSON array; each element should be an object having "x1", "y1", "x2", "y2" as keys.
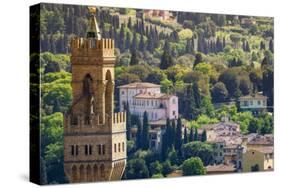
[
  {"x1": 85, "y1": 145, "x2": 88, "y2": 155},
  {"x1": 122, "y1": 142, "x2": 125, "y2": 152},
  {"x1": 250, "y1": 101, "x2": 253, "y2": 105},
  {"x1": 114, "y1": 144, "x2": 117, "y2": 153},
  {"x1": 263, "y1": 100, "x2": 266, "y2": 106},
  {"x1": 258, "y1": 100, "x2": 261, "y2": 105},
  {"x1": 89, "y1": 145, "x2": 92, "y2": 155},
  {"x1": 97, "y1": 145, "x2": 102, "y2": 155},
  {"x1": 173, "y1": 111, "x2": 176, "y2": 116},
  {"x1": 102, "y1": 145, "x2": 105, "y2": 155},
  {"x1": 172, "y1": 98, "x2": 176, "y2": 104},
  {"x1": 75, "y1": 145, "x2": 79, "y2": 155},
  {"x1": 243, "y1": 101, "x2": 248, "y2": 106},
  {"x1": 118, "y1": 143, "x2": 121, "y2": 152},
  {"x1": 71, "y1": 145, "x2": 75, "y2": 156},
  {"x1": 121, "y1": 91, "x2": 125, "y2": 95}
]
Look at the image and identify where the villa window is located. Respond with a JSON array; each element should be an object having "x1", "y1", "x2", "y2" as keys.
[
  {"x1": 71, "y1": 145, "x2": 75, "y2": 156},
  {"x1": 118, "y1": 143, "x2": 121, "y2": 152},
  {"x1": 89, "y1": 145, "x2": 92, "y2": 155},
  {"x1": 85, "y1": 145, "x2": 89, "y2": 155},
  {"x1": 250, "y1": 101, "x2": 253, "y2": 105},
  {"x1": 121, "y1": 91, "x2": 125, "y2": 95},
  {"x1": 258, "y1": 100, "x2": 261, "y2": 105},
  {"x1": 75, "y1": 145, "x2": 79, "y2": 155},
  {"x1": 173, "y1": 111, "x2": 176, "y2": 116},
  {"x1": 97, "y1": 145, "x2": 102, "y2": 155},
  {"x1": 122, "y1": 142, "x2": 125, "y2": 152},
  {"x1": 114, "y1": 143, "x2": 117, "y2": 153},
  {"x1": 102, "y1": 145, "x2": 105, "y2": 155},
  {"x1": 263, "y1": 100, "x2": 266, "y2": 106},
  {"x1": 172, "y1": 98, "x2": 176, "y2": 104}
]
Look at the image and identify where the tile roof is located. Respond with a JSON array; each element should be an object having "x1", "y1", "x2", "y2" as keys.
[
  {"x1": 118, "y1": 82, "x2": 160, "y2": 89},
  {"x1": 239, "y1": 93, "x2": 267, "y2": 100}
]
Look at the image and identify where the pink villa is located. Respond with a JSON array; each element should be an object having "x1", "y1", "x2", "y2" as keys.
[{"x1": 118, "y1": 82, "x2": 178, "y2": 122}]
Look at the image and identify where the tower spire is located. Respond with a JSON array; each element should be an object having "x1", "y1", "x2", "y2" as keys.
[{"x1": 87, "y1": 7, "x2": 101, "y2": 39}]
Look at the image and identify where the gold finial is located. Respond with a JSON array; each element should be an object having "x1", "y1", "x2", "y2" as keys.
[{"x1": 88, "y1": 7, "x2": 97, "y2": 14}]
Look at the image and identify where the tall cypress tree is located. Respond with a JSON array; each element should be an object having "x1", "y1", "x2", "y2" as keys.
[
  {"x1": 136, "y1": 116, "x2": 142, "y2": 149},
  {"x1": 189, "y1": 128, "x2": 194, "y2": 142},
  {"x1": 192, "y1": 82, "x2": 201, "y2": 108},
  {"x1": 183, "y1": 127, "x2": 188, "y2": 144},
  {"x1": 142, "y1": 111, "x2": 149, "y2": 150},
  {"x1": 194, "y1": 128, "x2": 198, "y2": 141},
  {"x1": 125, "y1": 102, "x2": 132, "y2": 140},
  {"x1": 184, "y1": 85, "x2": 196, "y2": 120},
  {"x1": 201, "y1": 129, "x2": 207, "y2": 142},
  {"x1": 171, "y1": 119, "x2": 176, "y2": 147},
  {"x1": 160, "y1": 41, "x2": 174, "y2": 70},
  {"x1": 130, "y1": 49, "x2": 139, "y2": 65},
  {"x1": 175, "y1": 118, "x2": 183, "y2": 152}
]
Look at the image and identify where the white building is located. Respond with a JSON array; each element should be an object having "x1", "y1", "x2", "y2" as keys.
[{"x1": 118, "y1": 82, "x2": 178, "y2": 121}]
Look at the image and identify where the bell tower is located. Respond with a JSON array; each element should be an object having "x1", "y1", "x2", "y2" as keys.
[{"x1": 64, "y1": 7, "x2": 127, "y2": 183}]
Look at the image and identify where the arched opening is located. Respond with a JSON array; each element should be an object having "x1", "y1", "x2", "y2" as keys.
[
  {"x1": 93, "y1": 164, "x2": 98, "y2": 181},
  {"x1": 86, "y1": 165, "x2": 92, "y2": 182},
  {"x1": 72, "y1": 165, "x2": 78, "y2": 182},
  {"x1": 105, "y1": 70, "x2": 113, "y2": 115},
  {"x1": 79, "y1": 165, "x2": 85, "y2": 182},
  {"x1": 83, "y1": 74, "x2": 93, "y2": 124},
  {"x1": 100, "y1": 164, "x2": 105, "y2": 179},
  {"x1": 83, "y1": 74, "x2": 93, "y2": 96}
]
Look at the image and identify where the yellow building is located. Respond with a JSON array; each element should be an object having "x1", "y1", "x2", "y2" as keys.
[{"x1": 242, "y1": 146, "x2": 274, "y2": 172}]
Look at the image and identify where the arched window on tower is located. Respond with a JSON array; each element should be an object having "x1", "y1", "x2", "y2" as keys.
[
  {"x1": 83, "y1": 74, "x2": 93, "y2": 96},
  {"x1": 105, "y1": 70, "x2": 113, "y2": 115}
]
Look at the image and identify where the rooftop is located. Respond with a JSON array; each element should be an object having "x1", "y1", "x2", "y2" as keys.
[
  {"x1": 118, "y1": 82, "x2": 160, "y2": 89},
  {"x1": 247, "y1": 134, "x2": 274, "y2": 146},
  {"x1": 206, "y1": 164, "x2": 236, "y2": 173},
  {"x1": 239, "y1": 93, "x2": 267, "y2": 100}
]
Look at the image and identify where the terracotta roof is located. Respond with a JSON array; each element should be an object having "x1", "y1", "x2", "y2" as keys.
[
  {"x1": 250, "y1": 146, "x2": 274, "y2": 154},
  {"x1": 206, "y1": 164, "x2": 235, "y2": 172},
  {"x1": 133, "y1": 92, "x2": 175, "y2": 99},
  {"x1": 239, "y1": 93, "x2": 267, "y2": 100},
  {"x1": 247, "y1": 134, "x2": 274, "y2": 146},
  {"x1": 118, "y1": 82, "x2": 160, "y2": 89}
]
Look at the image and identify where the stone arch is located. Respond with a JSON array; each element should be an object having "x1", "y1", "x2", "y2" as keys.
[
  {"x1": 86, "y1": 164, "x2": 92, "y2": 182},
  {"x1": 93, "y1": 164, "x2": 98, "y2": 181},
  {"x1": 83, "y1": 73, "x2": 93, "y2": 96},
  {"x1": 71, "y1": 165, "x2": 78, "y2": 182},
  {"x1": 105, "y1": 70, "x2": 113, "y2": 115},
  {"x1": 100, "y1": 163, "x2": 105, "y2": 179},
  {"x1": 79, "y1": 165, "x2": 85, "y2": 182}
]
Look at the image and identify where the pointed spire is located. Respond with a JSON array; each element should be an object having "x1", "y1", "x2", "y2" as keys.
[{"x1": 87, "y1": 7, "x2": 101, "y2": 39}]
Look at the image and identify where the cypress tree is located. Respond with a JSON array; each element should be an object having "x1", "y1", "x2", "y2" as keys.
[
  {"x1": 125, "y1": 102, "x2": 132, "y2": 140},
  {"x1": 175, "y1": 118, "x2": 183, "y2": 152},
  {"x1": 125, "y1": 32, "x2": 131, "y2": 49},
  {"x1": 136, "y1": 116, "x2": 142, "y2": 149},
  {"x1": 139, "y1": 33, "x2": 145, "y2": 51},
  {"x1": 192, "y1": 82, "x2": 201, "y2": 108},
  {"x1": 193, "y1": 53, "x2": 203, "y2": 69},
  {"x1": 171, "y1": 119, "x2": 176, "y2": 147},
  {"x1": 142, "y1": 111, "x2": 149, "y2": 150},
  {"x1": 160, "y1": 41, "x2": 174, "y2": 70},
  {"x1": 189, "y1": 128, "x2": 194, "y2": 142},
  {"x1": 269, "y1": 39, "x2": 274, "y2": 53},
  {"x1": 184, "y1": 85, "x2": 196, "y2": 120},
  {"x1": 130, "y1": 49, "x2": 139, "y2": 65},
  {"x1": 201, "y1": 129, "x2": 207, "y2": 142},
  {"x1": 183, "y1": 127, "x2": 188, "y2": 144},
  {"x1": 194, "y1": 128, "x2": 198, "y2": 141}
]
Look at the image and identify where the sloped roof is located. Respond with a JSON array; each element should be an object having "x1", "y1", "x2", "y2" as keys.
[{"x1": 118, "y1": 82, "x2": 160, "y2": 89}]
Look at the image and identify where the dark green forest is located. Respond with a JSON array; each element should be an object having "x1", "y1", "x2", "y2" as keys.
[{"x1": 35, "y1": 4, "x2": 273, "y2": 183}]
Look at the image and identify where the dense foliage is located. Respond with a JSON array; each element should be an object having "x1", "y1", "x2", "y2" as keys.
[{"x1": 35, "y1": 4, "x2": 274, "y2": 183}]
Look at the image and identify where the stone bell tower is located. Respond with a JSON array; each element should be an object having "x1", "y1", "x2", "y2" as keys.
[{"x1": 64, "y1": 7, "x2": 127, "y2": 183}]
